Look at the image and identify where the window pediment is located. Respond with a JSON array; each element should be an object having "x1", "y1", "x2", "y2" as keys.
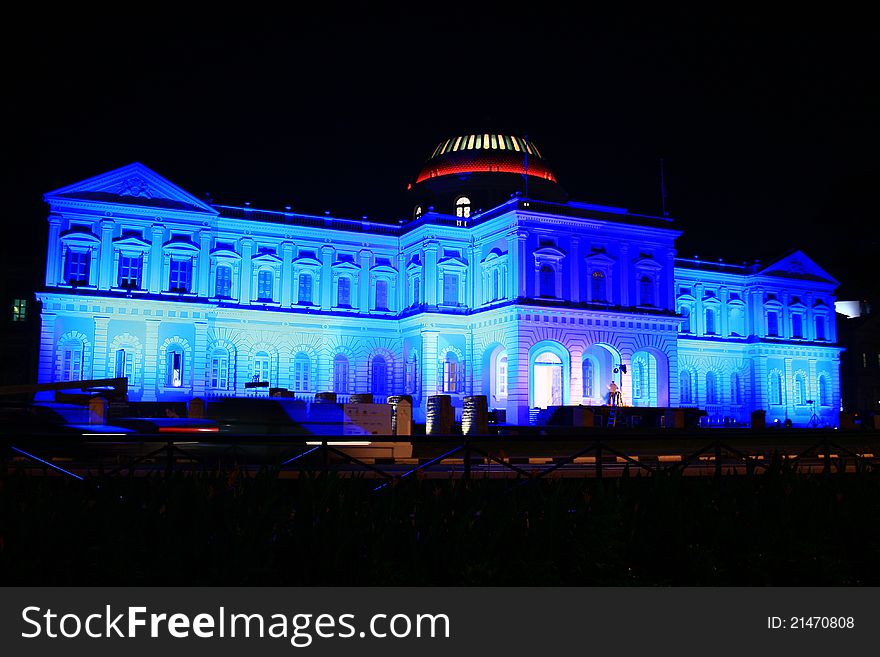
[
  {"x1": 534, "y1": 246, "x2": 566, "y2": 259},
  {"x1": 292, "y1": 255, "x2": 322, "y2": 268},
  {"x1": 482, "y1": 248, "x2": 506, "y2": 263},
  {"x1": 163, "y1": 240, "x2": 200, "y2": 254},
  {"x1": 370, "y1": 263, "x2": 398, "y2": 275},
  {"x1": 331, "y1": 260, "x2": 360, "y2": 272},
  {"x1": 60, "y1": 231, "x2": 100, "y2": 245},
  {"x1": 438, "y1": 256, "x2": 468, "y2": 269},
  {"x1": 252, "y1": 252, "x2": 282, "y2": 265},
  {"x1": 635, "y1": 257, "x2": 662, "y2": 271},
  {"x1": 406, "y1": 258, "x2": 423, "y2": 272},
  {"x1": 585, "y1": 252, "x2": 615, "y2": 266},
  {"x1": 112, "y1": 236, "x2": 150, "y2": 250},
  {"x1": 211, "y1": 248, "x2": 241, "y2": 260}
]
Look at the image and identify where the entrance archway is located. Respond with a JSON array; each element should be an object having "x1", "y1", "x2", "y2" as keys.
[{"x1": 529, "y1": 341, "x2": 570, "y2": 409}]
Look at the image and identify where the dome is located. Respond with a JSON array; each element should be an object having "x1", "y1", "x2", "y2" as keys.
[{"x1": 415, "y1": 134, "x2": 558, "y2": 184}]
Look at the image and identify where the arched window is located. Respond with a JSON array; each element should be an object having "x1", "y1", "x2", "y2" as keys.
[
  {"x1": 114, "y1": 348, "x2": 133, "y2": 381},
  {"x1": 679, "y1": 306, "x2": 691, "y2": 333},
  {"x1": 215, "y1": 265, "x2": 232, "y2": 297},
  {"x1": 582, "y1": 357, "x2": 594, "y2": 399},
  {"x1": 492, "y1": 269, "x2": 500, "y2": 301},
  {"x1": 62, "y1": 343, "x2": 84, "y2": 382},
  {"x1": 443, "y1": 352, "x2": 460, "y2": 393},
  {"x1": 257, "y1": 269, "x2": 273, "y2": 300},
  {"x1": 591, "y1": 270, "x2": 606, "y2": 302},
  {"x1": 253, "y1": 351, "x2": 271, "y2": 385},
  {"x1": 167, "y1": 346, "x2": 184, "y2": 388},
  {"x1": 412, "y1": 278, "x2": 420, "y2": 307},
  {"x1": 639, "y1": 275, "x2": 654, "y2": 306},
  {"x1": 371, "y1": 356, "x2": 387, "y2": 396},
  {"x1": 705, "y1": 308, "x2": 716, "y2": 335},
  {"x1": 794, "y1": 373, "x2": 807, "y2": 405},
  {"x1": 405, "y1": 353, "x2": 419, "y2": 393},
  {"x1": 769, "y1": 372, "x2": 783, "y2": 405},
  {"x1": 376, "y1": 279, "x2": 389, "y2": 310},
  {"x1": 680, "y1": 371, "x2": 693, "y2": 404},
  {"x1": 455, "y1": 196, "x2": 471, "y2": 218},
  {"x1": 496, "y1": 354, "x2": 508, "y2": 397},
  {"x1": 210, "y1": 349, "x2": 229, "y2": 389},
  {"x1": 337, "y1": 276, "x2": 351, "y2": 306},
  {"x1": 815, "y1": 315, "x2": 826, "y2": 340},
  {"x1": 293, "y1": 353, "x2": 310, "y2": 392},
  {"x1": 730, "y1": 372, "x2": 741, "y2": 405},
  {"x1": 633, "y1": 360, "x2": 645, "y2": 399},
  {"x1": 333, "y1": 354, "x2": 350, "y2": 393},
  {"x1": 818, "y1": 375, "x2": 829, "y2": 406},
  {"x1": 706, "y1": 372, "x2": 718, "y2": 404},
  {"x1": 298, "y1": 273, "x2": 313, "y2": 304},
  {"x1": 539, "y1": 264, "x2": 555, "y2": 298}
]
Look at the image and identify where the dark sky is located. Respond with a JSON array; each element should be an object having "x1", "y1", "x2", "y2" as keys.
[{"x1": 6, "y1": 8, "x2": 879, "y2": 298}]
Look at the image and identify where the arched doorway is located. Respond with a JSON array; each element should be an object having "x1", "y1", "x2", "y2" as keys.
[
  {"x1": 630, "y1": 348, "x2": 669, "y2": 407},
  {"x1": 533, "y1": 352, "x2": 563, "y2": 408},
  {"x1": 529, "y1": 341, "x2": 570, "y2": 409},
  {"x1": 581, "y1": 343, "x2": 620, "y2": 405}
]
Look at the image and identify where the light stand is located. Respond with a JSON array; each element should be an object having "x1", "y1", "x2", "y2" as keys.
[{"x1": 807, "y1": 399, "x2": 819, "y2": 428}]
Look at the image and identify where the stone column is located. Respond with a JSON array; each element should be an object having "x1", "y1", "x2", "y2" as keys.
[
  {"x1": 359, "y1": 249, "x2": 371, "y2": 313},
  {"x1": 570, "y1": 237, "x2": 580, "y2": 302},
  {"x1": 422, "y1": 330, "x2": 439, "y2": 397},
  {"x1": 239, "y1": 237, "x2": 254, "y2": 304},
  {"x1": 397, "y1": 253, "x2": 407, "y2": 311},
  {"x1": 665, "y1": 248, "x2": 677, "y2": 310},
  {"x1": 694, "y1": 283, "x2": 705, "y2": 335},
  {"x1": 321, "y1": 245, "x2": 334, "y2": 310},
  {"x1": 36, "y1": 312, "x2": 57, "y2": 396},
  {"x1": 424, "y1": 242, "x2": 439, "y2": 306},
  {"x1": 781, "y1": 290, "x2": 790, "y2": 339},
  {"x1": 469, "y1": 244, "x2": 480, "y2": 308},
  {"x1": 619, "y1": 243, "x2": 629, "y2": 306},
  {"x1": 142, "y1": 318, "x2": 161, "y2": 401},
  {"x1": 806, "y1": 292, "x2": 815, "y2": 340},
  {"x1": 193, "y1": 320, "x2": 208, "y2": 398},
  {"x1": 750, "y1": 287, "x2": 763, "y2": 337},
  {"x1": 98, "y1": 220, "x2": 114, "y2": 290},
  {"x1": 45, "y1": 214, "x2": 62, "y2": 287},
  {"x1": 719, "y1": 286, "x2": 729, "y2": 337},
  {"x1": 92, "y1": 316, "x2": 110, "y2": 379},
  {"x1": 149, "y1": 225, "x2": 164, "y2": 293},
  {"x1": 281, "y1": 242, "x2": 294, "y2": 306},
  {"x1": 198, "y1": 229, "x2": 211, "y2": 297}
]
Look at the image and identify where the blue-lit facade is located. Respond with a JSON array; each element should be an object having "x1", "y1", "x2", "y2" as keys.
[{"x1": 36, "y1": 140, "x2": 842, "y2": 427}]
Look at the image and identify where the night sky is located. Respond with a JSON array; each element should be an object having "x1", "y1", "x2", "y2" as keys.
[{"x1": 6, "y1": 8, "x2": 878, "y2": 298}]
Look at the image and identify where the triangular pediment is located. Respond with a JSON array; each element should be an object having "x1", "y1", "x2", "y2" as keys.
[
  {"x1": 45, "y1": 162, "x2": 219, "y2": 215},
  {"x1": 758, "y1": 250, "x2": 839, "y2": 286}
]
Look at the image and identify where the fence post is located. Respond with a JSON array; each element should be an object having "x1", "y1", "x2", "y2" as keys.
[
  {"x1": 715, "y1": 442, "x2": 722, "y2": 477},
  {"x1": 596, "y1": 444, "x2": 603, "y2": 479},
  {"x1": 463, "y1": 439, "x2": 471, "y2": 481}
]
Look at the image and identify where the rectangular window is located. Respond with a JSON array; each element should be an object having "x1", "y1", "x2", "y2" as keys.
[
  {"x1": 115, "y1": 349, "x2": 133, "y2": 380},
  {"x1": 337, "y1": 277, "x2": 351, "y2": 306},
  {"x1": 168, "y1": 351, "x2": 183, "y2": 387},
  {"x1": 12, "y1": 299, "x2": 27, "y2": 322},
  {"x1": 257, "y1": 270, "x2": 273, "y2": 300},
  {"x1": 169, "y1": 259, "x2": 191, "y2": 293},
  {"x1": 298, "y1": 273, "x2": 313, "y2": 303},
  {"x1": 62, "y1": 347, "x2": 83, "y2": 382},
  {"x1": 443, "y1": 361, "x2": 458, "y2": 392},
  {"x1": 210, "y1": 356, "x2": 228, "y2": 389},
  {"x1": 65, "y1": 250, "x2": 90, "y2": 284},
  {"x1": 376, "y1": 279, "x2": 388, "y2": 310},
  {"x1": 791, "y1": 314, "x2": 803, "y2": 338},
  {"x1": 767, "y1": 312, "x2": 778, "y2": 337},
  {"x1": 118, "y1": 254, "x2": 142, "y2": 289},
  {"x1": 443, "y1": 273, "x2": 459, "y2": 305},
  {"x1": 215, "y1": 266, "x2": 232, "y2": 297},
  {"x1": 815, "y1": 316, "x2": 825, "y2": 340}
]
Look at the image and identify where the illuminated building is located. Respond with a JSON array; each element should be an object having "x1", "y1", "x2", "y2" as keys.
[{"x1": 35, "y1": 135, "x2": 842, "y2": 427}]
